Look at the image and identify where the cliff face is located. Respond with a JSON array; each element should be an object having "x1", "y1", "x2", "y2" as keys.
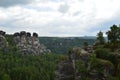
[{"x1": 0, "y1": 30, "x2": 51, "y2": 55}]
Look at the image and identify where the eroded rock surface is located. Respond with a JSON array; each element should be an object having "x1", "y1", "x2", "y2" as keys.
[
  {"x1": 55, "y1": 60, "x2": 75, "y2": 80},
  {"x1": 55, "y1": 47, "x2": 114, "y2": 80},
  {"x1": 0, "y1": 30, "x2": 8, "y2": 50},
  {"x1": 14, "y1": 31, "x2": 51, "y2": 55}
]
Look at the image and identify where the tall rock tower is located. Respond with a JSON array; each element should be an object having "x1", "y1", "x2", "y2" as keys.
[{"x1": 13, "y1": 31, "x2": 51, "y2": 55}]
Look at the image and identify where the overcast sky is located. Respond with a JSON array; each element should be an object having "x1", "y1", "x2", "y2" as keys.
[{"x1": 0, "y1": 0, "x2": 120, "y2": 37}]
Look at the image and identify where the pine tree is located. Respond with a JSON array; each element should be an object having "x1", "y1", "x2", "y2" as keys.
[{"x1": 97, "y1": 31, "x2": 105, "y2": 45}]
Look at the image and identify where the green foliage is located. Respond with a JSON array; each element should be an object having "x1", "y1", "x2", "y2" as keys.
[
  {"x1": 83, "y1": 41, "x2": 88, "y2": 50},
  {"x1": 75, "y1": 60, "x2": 88, "y2": 80},
  {"x1": 75, "y1": 60, "x2": 88, "y2": 79},
  {"x1": 0, "y1": 50, "x2": 65, "y2": 80},
  {"x1": 76, "y1": 60, "x2": 87, "y2": 73},
  {"x1": 106, "y1": 24, "x2": 120, "y2": 49},
  {"x1": 106, "y1": 76, "x2": 119, "y2": 80},
  {"x1": 94, "y1": 48, "x2": 110, "y2": 59},
  {"x1": 95, "y1": 59, "x2": 114, "y2": 68},
  {"x1": 106, "y1": 24, "x2": 119, "y2": 43},
  {"x1": 96, "y1": 31, "x2": 105, "y2": 45},
  {"x1": 5, "y1": 34, "x2": 14, "y2": 46},
  {"x1": 1, "y1": 74, "x2": 11, "y2": 80},
  {"x1": 83, "y1": 41, "x2": 88, "y2": 47},
  {"x1": 90, "y1": 55, "x2": 105, "y2": 72},
  {"x1": 39, "y1": 37, "x2": 95, "y2": 54},
  {"x1": 94, "y1": 48, "x2": 118, "y2": 66},
  {"x1": 117, "y1": 60, "x2": 120, "y2": 79},
  {"x1": 90, "y1": 57, "x2": 114, "y2": 79}
]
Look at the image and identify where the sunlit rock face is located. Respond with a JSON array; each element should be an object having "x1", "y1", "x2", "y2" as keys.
[
  {"x1": 13, "y1": 31, "x2": 51, "y2": 55},
  {"x1": 0, "y1": 30, "x2": 8, "y2": 50}
]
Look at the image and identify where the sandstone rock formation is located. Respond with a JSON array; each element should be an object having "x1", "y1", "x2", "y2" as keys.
[
  {"x1": 55, "y1": 47, "x2": 114, "y2": 80},
  {"x1": 0, "y1": 30, "x2": 51, "y2": 55},
  {"x1": 55, "y1": 60, "x2": 75, "y2": 80},
  {"x1": 0, "y1": 30, "x2": 8, "y2": 50},
  {"x1": 83, "y1": 45, "x2": 94, "y2": 53},
  {"x1": 13, "y1": 31, "x2": 51, "y2": 55}
]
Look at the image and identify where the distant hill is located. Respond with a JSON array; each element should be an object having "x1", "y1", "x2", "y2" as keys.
[{"x1": 39, "y1": 37, "x2": 96, "y2": 54}]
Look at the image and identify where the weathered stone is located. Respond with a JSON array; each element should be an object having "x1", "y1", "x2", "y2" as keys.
[
  {"x1": 14, "y1": 33, "x2": 20, "y2": 45},
  {"x1": 0, "y1": 30, "x2": 6, "y2": 36},
  {"x1": 83, "y1": 45, "x2": 94, "y2": 53},
  {"x1": 27, "y1": 32, "x2": 31, "y2": 37},
  {"x1": 0, "y1": 32, "x2": 8, "y2": 50},
  {"x1": 13, "y1": 31, "x2": 50, "y2": 55},
  {"x1": 33, "y1": 32, "x2": 38, "y2": 37},
  {"x1": 14, "y1": 32, "x2": 20, "y2": 37},
  {"x1": 55, "y1": 47, "x2": 114, "y2": 80},
  {"x1": 89, "y1": 59, "x2": 114, "y2": 80},
  {"x1": 20, "y1": 31, "x2": 26, "y2": 37},
  {"x1": 55, "y1": 61, "x2": 75, "y2": 80}
]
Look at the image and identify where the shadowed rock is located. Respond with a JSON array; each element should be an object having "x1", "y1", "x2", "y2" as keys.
[
  {"x1": 0, "y1": 30, "x2": 6, "y2": 36},
  {"x1": 27, "y1": 32, "x2": 31, "y2": 37},
  {"x1": 14, "y1": 32, "x2": 20, "y2": 45},
  {"x1": 14, "y1": 32, "x2": 20, "y2": 37},
  {"x1": 33, "y1": 32, "x2": 38, "y2": 37},
  {"x1": 20, "y1": 31, "x2": 26, "y2": 37},
  {"x1": 0, "y1": 31, "x2": 8, "y2": 50}
]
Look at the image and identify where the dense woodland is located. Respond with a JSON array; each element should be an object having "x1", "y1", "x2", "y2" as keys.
[
  {"x1": 39, "y1": 37, "x2": 96, "y2": 54},
  {"x1": 0, "y1": 24, "x2": 120, "y2": 80},
  {"x1": 0, "y1": 49, "x2": 66, "y2": 80}
]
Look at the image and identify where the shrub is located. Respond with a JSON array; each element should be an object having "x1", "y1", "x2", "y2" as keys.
[
  {"x1": 94, "y1": 48, "x2": 118, "y2": 66},
  {"x1": 94, "y1": 48, "x2": 110, "y2": 59}
]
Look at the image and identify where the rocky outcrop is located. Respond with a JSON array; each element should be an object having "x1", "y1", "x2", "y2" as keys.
[
  {"x1": 55, "y1": 60, "x2": 75, "y2": 80},
  {"x1": 0, "y1": 30, "x2": 8, "y2": 50},
  {"x1": 0, "y1": 30, "x2": 50, "y2": 55},
  {"x1": 55, "y1": 47, "x2": 114, "y2": 80},
  {"x1": 13, "y1": 31, "x2": 51, "y2": 55},
  {"x1": 55, "y1": 47, "x2": 90, "y2": 80},
  {"x1": 83, "y1": 45, "x2": 94, "y2": 53}
]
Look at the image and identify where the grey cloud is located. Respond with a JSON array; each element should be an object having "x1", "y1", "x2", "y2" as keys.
[
  {"x1": 58, "y1": 4, "x2": 70, "y2": 13},
  {"x1": 0, "y1": 0, "x2": 33, "y2": 7},
  {"x1": 0, "y1": 16, "x2": 85, "y2": 36},
  {"x1": 0, "y1": 14, "x2": 105, "y2": 37},
  {"x1": 73, "y1": 11, "x2": 81, "y2": 16},
  {"x1": 25, "y1": 6, "x2": 54, "y2": 12}
]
